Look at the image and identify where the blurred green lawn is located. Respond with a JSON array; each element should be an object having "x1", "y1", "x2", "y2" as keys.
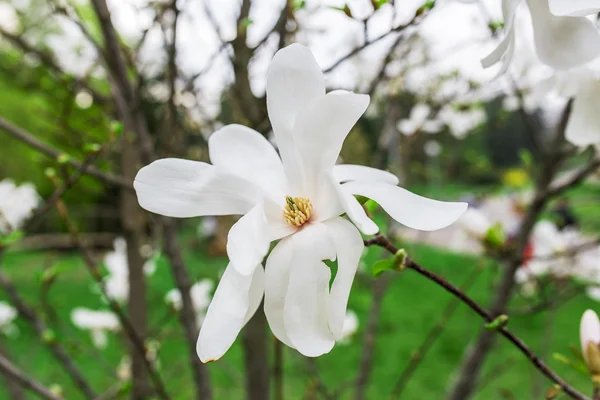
[{"x1": 1, "y1": 183, "x2": 599, "y2": 399}]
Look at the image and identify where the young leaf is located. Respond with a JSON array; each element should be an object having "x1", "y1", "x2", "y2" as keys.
[{"x1": 372, "y1": 259, "x2": 393, "y2": 278}]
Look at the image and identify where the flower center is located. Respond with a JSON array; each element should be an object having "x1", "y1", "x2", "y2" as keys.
[{"x1": 282, "y1": 196, "x2": 313, "y2": 227}]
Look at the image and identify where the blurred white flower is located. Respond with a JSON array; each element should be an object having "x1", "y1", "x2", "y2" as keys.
[
  {"x1": 165, "y1": 279, "x2": 214, "y2": 326},
  {"x1": 197, "y1": 217, "x2": 218, "y2": 238},
  {"x1": 0, "y1": 302, "x2": 17, "y2": 336},
  {"x1": 424, "y1": 140, "x2": 442, "y2": 158},
  {"x1": 439, "y1": 106, "x2": 486, "y2": 139},
  {"x1": 104, "y1": 238, "x2": 156, "y2": 302},
  {"x1": 116, "y1": 356, "x2": 131, "y2": 381},
  {"x1": 396, "y1": 103, "x2": 441, "y2": 136},
  {"x1": 338, "y1": 310, "x2": 359, "y2": 344},
  {"x1": 75, "y1": 91, "x2": 93, "y2": 109},
  {"x1": 502, "y1": 95, "x2": 521, "y2": 111},
  {"x1": 134, "y1": 44, "x2": 467, "y2": 362},
  {"x1": 71, "y1": 308, "x2": 119, "y2": 349},
  {"x1": 580, "y1": 309, "x2": 600, "y2": 375},
  {"x1": 482, "y1": 0, "x2": 600, "y2": 74},
  {"x1": 0, "y1": 180, "x2": 40, "y2": 234}
]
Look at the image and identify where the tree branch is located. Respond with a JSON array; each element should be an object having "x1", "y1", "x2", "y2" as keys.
[{"x1": 0, "y1": 352, "x2": 62, "y2": 400}]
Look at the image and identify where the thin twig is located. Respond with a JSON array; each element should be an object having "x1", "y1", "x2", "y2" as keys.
[
  {"x1": 365, "y1": 235, "x2": 588, "y2": 400},
  {"x1": 0, "y1": 353, "x2": 63, "y2": 400},
  {"x1": 274, "y1": 338, "x2": 284, "y2": 400}
]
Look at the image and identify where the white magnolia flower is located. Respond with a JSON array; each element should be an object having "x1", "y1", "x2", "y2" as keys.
[
  {"x1": 338, "y1": 310, "x2": 359, "y2": 344},
  {"x1": 0, "y1": 302, "x2": 17, "y2": 336},
  {"x1": 482, "y1": 0, "x2": 600, "y2": 74},
  {"x1": 134, "y1": 44, "x2": 467, "y2": 362},
  {"x1": 71, "y1": 308, "x2": 119, "y2": 349},
  {"x1": 104, "y1": 238, "x2": 156, "y2": 302},
  {"x1": 581, "y1": 309, "x2": 600, "y2": 374},
  {"x1": 0, "y1": 179, "x2": 40, "y2": 234},
  {"x1": 165, "y1": 279, "x2": 214, "y2": 326}
]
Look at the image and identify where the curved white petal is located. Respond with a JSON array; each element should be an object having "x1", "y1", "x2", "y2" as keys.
[
  {"x1": 197, "y1": 264, "x2": 264, "y2": 362},
  {"x1": 566, "y1": 80, "x2": 600, "y2": 147},
  {"x1": 327, "y1": 175, "x2": 378, "y2": 235},
  {"x1": 581, "y1": 309, "x2": 600, "y2": 365},
  {"x1": 134, "y1": 158, "x2": 262, "y2": 218},
  {"x1": 549, "y1": 0, "x2": 600, "y2": 16},
  {"x1": 333, "y1": 165, "x2": 399, "y2": 185},
  {"x1": 264, "y1": 237, "x2": 295, "y2": 347},
  {"x1": 227, "y1": 203, "x2": 271, "y2": 276},
  {"x1": 481, "y1": 0, "x2": 521, "y2": 74},
  {"x1": 267, "y1": 44, "x2": 325, "y2": 189},
  {"x1": 209, "y1": 124, "x2": 287, "y2": 201},
  {"x1": 325, "y1": 218, "x2": 363, "y2": 340},
  {"x1": 284, "y1": 224, "x2": 336, "y2": 357},
  {"x1": 293, "y1": 91, "x2": 370, "y2": 180},
  {"x1": 342, "y1": 182, "x2": 467, "y2": 231},
  {"x1": 528, "y1": 0, "x2": 600, "y2": 70}
]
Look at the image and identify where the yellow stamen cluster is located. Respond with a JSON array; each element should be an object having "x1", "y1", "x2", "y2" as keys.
[{"x1": 282, "y1": 196, "x2": 313, "y2": 227}]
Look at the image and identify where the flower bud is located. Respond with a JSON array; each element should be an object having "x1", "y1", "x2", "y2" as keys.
[{"x1": 580, "y1": 310, "x2": 600, "y2": 375}]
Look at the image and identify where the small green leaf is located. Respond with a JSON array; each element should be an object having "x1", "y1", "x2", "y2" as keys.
[
  {"x1": 484, "y1": 223, "x2": 506, "y2": 249},
  {"x1": 484, "y1": 314, "x2": 508, "y2": 330},
  {"x1": 0, "y1": 230, "x2": 24, "y2": 247},
  {"x1": 241, "y1": 17, "x2": 254, "y2": 28},
  {"x1": 83, "y1": 143, "x2": 102, "y2": 153},
  {"x1": 56, "y1": 153, "x2": 71, "y2": 164},
  {"x1": 110, "y1": 121, "x2": 124, "y2": 137},
  {"x1": 372, "y1": 259, "x2": 393, "y2": 278},
  {"x1": 519, "y1": 149, "x2": 533, "y2": 168},
  {"x1": 365, "y1": 199, "x2": 378, "y2": 214},
  {"x1": 371, "y1": 0, "x2": 388, "y2": 10},
  {"x1": 42, "y1": 329, "x2": 56, "y2": 344},
  {"x1": 45, "y1": 168, "x2": 57, "y2": 178},
  {"x1": 292, "y1": 0, "x2": 306, "y2": 10},
  {"x1": 330, "y1": 4, "x2": 352, "y2": 18},
  {"x1": 421, "y1": 0, "x2": 435, "y2": 9},
  {"x1": 488, "y1": 20, "x2": 505, "y2": 32},
  {"x1": 355, "y1": 195, "x2": 369, "y2": 205}
]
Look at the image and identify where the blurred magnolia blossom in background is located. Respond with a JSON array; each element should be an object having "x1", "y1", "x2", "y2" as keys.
[
  {"x1": 71, "y1": 308, "x2": 120, "y2": 349},
  {"x1": 338, "y1": 310, "x2": 359, "y2": 344},
  {"x1": 165, "y1": 279, "x2": 214, "y2": 326},
  {"x1": 396, "y1": 103, "x2": 442, "y2": 136},
  {"x1": 580, "y1": 309, "x2": 600, "y2": 376},
  {"x1": 103, "y1": 238, "x2": 157, "y2": 302},
  {"x1": 0, "y1": 301, "x2": 17, "y2": 337},
  {"x1": 438, "y1": 105, "x2": 487, "y2": 139},
  {"x1": 0, "y1": 179, "x2": 40, "y2": 234}
]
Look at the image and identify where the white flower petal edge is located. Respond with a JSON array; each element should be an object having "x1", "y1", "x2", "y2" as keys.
[
  {"x1": 580, "y1": 309, "x2": 600, "y2": 365},
  {"x1": 481, "y1": 0, "x2": 521, "y2": 75},
  {"x1": 325, "y1": 218, "x2": 363, "y2": 340},
  {"x1": 333, "y1": 164, "x2": 399, "y2": 185},
  {"x1": 527, "y1": 0, "x2": 600, "y2": 70},
  {"x1": 549, "y1": 0, "x2": 600, "y2": 16},
  {"x1": 197, "y1": 264, "x2": 264, "y2": 363},
  {"x1": 566, "y1": 79, "x2": 600, "y2": 147},
  {"x1": 226, "y1": 202, "x2": 271, "y2": 276},
  {"x1": 134, "y1": 158, "x2": 262, "y2": 218},
  {"x1": 283, "y1": 223, "x2": 336, "y2": 357},
  {"x1": 209, "y1": 124, "x2": 288, "y2": 201},
  {"x1": 342, "y1": 181, "x2": 468, "y2": 231}
]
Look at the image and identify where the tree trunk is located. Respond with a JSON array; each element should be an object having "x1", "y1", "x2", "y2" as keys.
[{"x1": 243, "y1": 307, "x2": 270, "y2": 400}]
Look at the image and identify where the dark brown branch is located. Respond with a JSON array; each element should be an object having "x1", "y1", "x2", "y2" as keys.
[
  {"x1": 390, "y1": 266, "x2": 482, "y2": 398},
  {"x1": 243, "y1": 307, "x2": 270, "y2": 400},
  {"x1": 546, "y1": 157, "x2": 600, "y2": 198},
  {"x1": 0, "y1": 352, "x2": 62, "y2": 400},
  {"x1": 0, "y1": 117, "x2": 131, "y2": 190},
  {"x1": 364, "y1": 235, "x2": 588, "y2": 400}
]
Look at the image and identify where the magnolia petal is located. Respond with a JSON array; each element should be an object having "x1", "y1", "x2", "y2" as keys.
[
  {"x1": 325, "y1": 218, "x2": 363, "y2": 340},
  {"x1": 264, "y1": 237, "x2": 295, "y2": 347},
  {"x1": 581, "y1": 309, "x2": 600, "y2": 365},
  {"x1": 209, "y1": 124, "x2": 288, "y2": 201},
  {"x1": 549, "y1": 0, "x2": 600, "y2": 16},
  {"x1": 294, "y1": 91, "x2": 370, "y2": 177},
  {"x1": 134, "y1": 158, "x2": 262, "y2": 218},
  {"x1": 481, "y1": 0, "x2": 521, "y2": 74},
  {"x1": 284, "y1": 224, "x2": 336, "y2": 357},
  {"x1": 528, "y1": 0, "x2": 600, "y2": 70},
  {"x1": 328, "y1": 176, "x2": 378, "y2": 235},
  {"x1": 227, "y1": 203, "x2": 271, "y2": 276},
  {"x1": 197, "y1": 265, "x2": 264, "y2": 363},
  {"x1": 267, "y1": 44, "x2": 325, "y2": 188},
  {"x1": 342, "y1": 182, "x2": 467, "y2": 231},
  {"x1": 333, "y1": 165, "x2": 399, "y2": 185},
  {"x1": 566, "y1": 80, "x2": 600, "y2": 147}
]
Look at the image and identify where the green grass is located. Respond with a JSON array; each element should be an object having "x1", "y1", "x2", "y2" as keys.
[{"x1": 0, "y1": 237, "x2": 598, "y2": 400}]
